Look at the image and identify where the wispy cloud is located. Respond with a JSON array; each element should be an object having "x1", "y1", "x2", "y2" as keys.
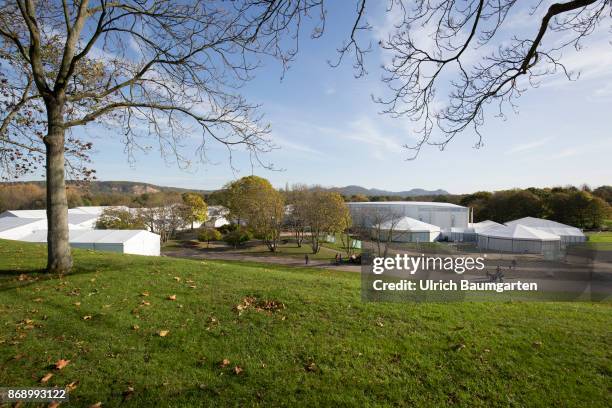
[{"x1": 506, "y1": 136, "x2": 554, "y2": 155}]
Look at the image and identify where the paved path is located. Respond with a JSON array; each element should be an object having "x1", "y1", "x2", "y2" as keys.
[{"x1": 163, "y1": 248, "x2": 362, "y2": 273}]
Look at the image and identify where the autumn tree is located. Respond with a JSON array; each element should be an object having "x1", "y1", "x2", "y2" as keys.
[
  {"x1": 0, "y1": 0, "x2": 328, "y2": 272},
  {"x1": 96, "y1": 207, "x2": 144, "y2": 230},
  {"x1": 225, "y1": 176, "x2": 284, "y2": 252},
  {"x1": 295, "y1": 190, "x2": 350, "y2": 254},
  {"x1": 182, "y1": 193, "x2": 208, "y2": 230}
]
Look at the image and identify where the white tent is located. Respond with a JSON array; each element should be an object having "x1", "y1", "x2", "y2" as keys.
[
  {"x1": 373, "y1": 216, "x2": 441, "y2": 242},
  {"x1": 20, "y1": 229, "x2": 160, "y2": 256},
  {"x1": 69, "y1": 206, "x2": 129, "y2": 216},
  {"x1": 0, "y1": 217, "x2": 47, "y2": 240},
  {"x1": 471, "y1": 220, "x2": 504, "y2": 233},
  {"x1": 0, "y1": 209, "x2": 48, "y2": 219},
  {"x1": 477, "y1": 224, "x2": 561, "y2": 254},
  {"x1": 505, "y1": 217, "x2": 586, "y2": 244}
]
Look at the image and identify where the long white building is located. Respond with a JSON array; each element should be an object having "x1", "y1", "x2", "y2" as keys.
[{"x1": 347, "y1": 201, "x2": 470, "y2": 231}]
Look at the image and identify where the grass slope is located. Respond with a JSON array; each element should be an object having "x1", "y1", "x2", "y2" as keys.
[{"x1": 0, "y1": 240, "x2": 610, "y2": 407}]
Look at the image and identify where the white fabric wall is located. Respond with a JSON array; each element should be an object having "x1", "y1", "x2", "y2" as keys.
[
  {"x1": 478, "y1": 236, "x2": 561, "y2": 254},
  {"x1": 123, "y1": 232, "x2": 161, "y2": 256}
]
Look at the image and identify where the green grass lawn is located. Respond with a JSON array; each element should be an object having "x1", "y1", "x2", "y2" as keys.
[
  {"x1": 587, "y1": 231, "x2": 612, "y2": 243},
  {"x1": 0, "y1": 239, "x2": 610, "y2": 407}
]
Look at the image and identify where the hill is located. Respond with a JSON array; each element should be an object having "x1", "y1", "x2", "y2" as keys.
[
  {"x1": 0, "y1": 180, "x2": 210, "y2": 195},
  {"x1": 325, "y1": 185, "x2": 449, "y2": 197},
  {"x1": 0, "y1": 240, "x2": 610, "y2": 406}
]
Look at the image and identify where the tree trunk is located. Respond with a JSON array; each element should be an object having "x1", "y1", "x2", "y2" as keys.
[{"x1": 44, "y1": 106, "x2": 72, "y2": 273}]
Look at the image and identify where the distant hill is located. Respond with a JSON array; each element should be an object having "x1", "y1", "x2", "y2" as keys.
[
  {"x1": 0, "y1": 181, "x2": 447, "y2": 197},
  {"x1": 0, "y1": 180, "x2": 210, "y2": 195},
  {"x1": 325, "y1": 185, "x2": 449, "y2": 197}
]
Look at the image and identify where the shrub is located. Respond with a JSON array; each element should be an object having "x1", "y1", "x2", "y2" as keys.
[
  {"x1": 217, "y1": 223, "x2": 238, "y2": 234},
  {"x1": 223, "y1": 228, "x2": 252, "y2": 247},
  {"x1": 198, "y1": 228, "x2": 222, "y2": 246}
]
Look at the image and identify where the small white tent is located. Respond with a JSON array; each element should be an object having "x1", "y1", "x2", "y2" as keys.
[
  {"x1": 505, "y1": 217, "x2": 586, "y2": 244},
  {"x1": 20, "y1": 229, "x2": 160, "y2": 256},
  {"x1": 477, "y1": 224, "x2": 561, "y2": 254},
  {"x1": 373, "y1": 216, "x2": 441, "y2": 242}
]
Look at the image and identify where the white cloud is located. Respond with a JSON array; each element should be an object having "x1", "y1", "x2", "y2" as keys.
[{"x1": 506, "y1": 136, "x2": 554, "y2": 155}]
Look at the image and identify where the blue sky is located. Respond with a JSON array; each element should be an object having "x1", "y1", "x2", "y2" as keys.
[{"x1": 70, "y1": 1, "x2": 611, "y2": 194}]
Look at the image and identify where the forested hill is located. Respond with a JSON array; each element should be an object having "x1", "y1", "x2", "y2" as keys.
[{"x1": 0, "y1": 180, "x2": 210, "y2": 195}]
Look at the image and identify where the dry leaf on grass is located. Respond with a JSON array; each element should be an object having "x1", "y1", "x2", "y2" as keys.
[
  {"x1": 54, "y1": 359, "x2": 70, "y2": 370},
  {"x1": 82, "y1": 315, "x2": 92, "y2": 320},
  {"x1": 132, "y1": 325, "x2": 140, "y2": 331},
  {"x1": 141, "y1": 291, "x2": 149, "y2": 297},
  {"x1": 41, "y1": 372, "x2": 54, "y2": 383},
  {"x1": 89, "y1": 402, "x2": 102, "y2": 408},
  {"x1": 233, "y1": 365, "x2": 243, "y2": 375},
  {"x1": 66, "y1": 381, "x2": 79, "y2": 391},
  {"x1": 74, "y1": 302, "x2": 81, "y2": 307},
  {"x1": 173, "y1": 277, "x2": 181, "y2": 282},
  {"x1": 167, "y1": 295, "x2": 176, "y2": 301},
  {"x1": 158, "y1": 330, "x2": 169, "y2": 337},
  {"x1": 220, "y1": 358, "x2": 230, "y2": 368},
  {"x1": 140, "y1": 300, "x2": 151, "y2": 306}
]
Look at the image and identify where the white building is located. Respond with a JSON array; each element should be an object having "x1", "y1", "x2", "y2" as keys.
[
  {"x1": 373, "y1": 216, "x2": 441, "y2": 242},
  {"x1": 20, "y1": 229, "x2": 160, "y2": 256},
  {"x1": 505, "y1": 217, "x2": 586, "y2": 244},
  {"x1": 477, "y1": 224, "x2": 561, "y2": 255},
  {"x1": 348, "y1": 201, "x2": 469, "y2": 230},
  {"x1": 204, "y1": 205, "x2": 230, "y2": 228}
]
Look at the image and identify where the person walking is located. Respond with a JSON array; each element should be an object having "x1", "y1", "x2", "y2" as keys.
[{"x1": 304, "y1": 254, "x2": 309, "y2": 265}]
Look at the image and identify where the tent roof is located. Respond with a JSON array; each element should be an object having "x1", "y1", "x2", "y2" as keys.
[
  {"x1": 376, "y1": 216, "x2": 441, "y2": 232},
  {"x1": 505, "y1": 217, "x2": 584, "y2": 237},
  {"x1": 21, "y1": 229, "x2": 158, "y2": 244},
  {"x1": 0, "y1": 210, "x2": 47, "y2": 218},
  {"x1": 0, "y1": 217, "x2": 45, "y2": 233},
  {"x1": 470, "y1": 220, "x2": 504, "y2": 233},
  {"x1": 479, "y1": 224, "x2": 561, "y2": 241},
  {"x1": 67, "y1": 213, "x2": 99, "y2": 225},
  {"x1": 69, "y1": 206, "x2": 129, "y2": 215}
]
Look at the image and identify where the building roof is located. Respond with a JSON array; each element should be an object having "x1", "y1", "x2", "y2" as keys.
[
  {"x1": 376, "y1": 216, "x2": 441, "y2": 232},
  {"x1": 20, "y1": 229, "x2": 158, "y2": 244},
  {"x1": 505, "y1": 217, "x2": 584, "y2": 238},
  {"x1": 479, "y1": 224, "x2": 561, "y2": 241},
  {"x1": 69, "y1": 206, "x2": 129, "y2": 215},
  {"x1": 347, "y1": 201, "x2": 465, "y2": 209}
]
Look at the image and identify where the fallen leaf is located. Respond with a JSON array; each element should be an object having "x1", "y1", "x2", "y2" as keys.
[
  {"x1": 33, "y1": 298, "x2": 44, "y2": 303},
  {"x1": 173, "y1": 276, "x2": 181, "y2": 282},
  {"x1": 66, "y1": 381, "x2": 79, "y2": 391},
  {"x1": 305, "y1": 362, "x2": 317, "y2": 372},
  {"x1": 453, "y1": 343, "x2": 466, "y2": 351},
  {"x1": 188, "y1": 285, "x2": 197, "y2": 289},
  {"x1": 141, "y1": 300, "x2": 151, "y2": 306},
  {"x1": 18, "y1": 274, "x2": 27, "y2": 281},
  {"x1": 74, "y1": 302, "x2": 81, "y2": 307},
  {"x1": 233, "y1": 365, "x2": 243, "y2": 375},
  {"x1": 141, "y1": 291, "x2": 149, "y2": 297},
  {"x1": 167, "y1": 295, "x2": 176, "y2": 301},
  {"x1": 54, "y1": 359, "x2": 70, "y2": 370},
  {"x1": 220, "y1": 358, "x2": 230, "y2": 368},
  {"x1": 48, "y1": 401, "x2": 60, "y2": 408},
  {"x1": 82, "y1": 315, "x2": 92, "y2": 320},
  {"x1": 123, "y1": 386, "x2": 135, "y2": 398},
  {"x1": 41, "y1": 372, "x2": 54, "y2": 383},
  {"x1": 89, "y1": 402, "x2": 102, "y2": 408},
  {"x1": 158, "y1": 330, "x2": 169, "y2": 337},
  {"x1": 132, "y1": 325, "x2": 140, "y2": 331}
]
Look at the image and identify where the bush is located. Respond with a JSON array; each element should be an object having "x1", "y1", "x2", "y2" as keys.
[
  {"x1": 223, "y1": 228, "x2": 252, "y2": 247},
  {"x1": 217, "y1": 223, "x2": 239, "y2": 234},
  {"x1": 198, "y1": 228, "x2": 222, "y2": 246}
]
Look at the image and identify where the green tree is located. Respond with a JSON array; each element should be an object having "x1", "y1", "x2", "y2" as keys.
[
  {"x1": 182, "y1": 193, "x2": 208, "y2": 230},
  {"x1": 96, "y1": 208, "x2": 145, "y2": 230},
  {"x1": 225, "y1": 176, "x2": 284, "y2": 252},
  {"x1": 295, "y1": 190, "x2": 350, "y2": 254}
]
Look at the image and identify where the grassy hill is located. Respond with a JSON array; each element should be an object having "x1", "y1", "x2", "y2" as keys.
[{"x1": 0, "y1": 240, "x2": 610, "y2": 407}]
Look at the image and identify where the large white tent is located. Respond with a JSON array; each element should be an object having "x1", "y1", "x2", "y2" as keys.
[
  {"x1": 20, "y1": 229, "x2": 160, "y2": 256},
  {"x1": 373, "y1": 216, "x2": 441, "y2": 242},
  {"x1": 0, "y1": 217, "x2": 47, "y2": 240},
  {"x1": 477, "y1": 224, "x2": 561, "y2": 254},
  {"x1": 505, "y1": 217, "x2": 586, "y2": 244},
  {"x1": 0, "y1": 210, "x2": 99, "y2": 230}
]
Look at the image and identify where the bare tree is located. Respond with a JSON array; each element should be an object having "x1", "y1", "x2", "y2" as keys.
[
  {"x1": 351, "y1": 205, "x2": 404, "y2": 257},
  {"x1": 0, "y1": 0, "x2": 326, "y2": 272},
  {"x1": 335, "y1": 0, "x2": 611, "y2": 156}
]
